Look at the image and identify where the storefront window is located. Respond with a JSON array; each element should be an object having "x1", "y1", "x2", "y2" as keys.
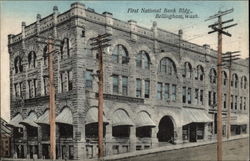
[{"x1": 197, "y1": 124, "x2": 204, "y2": 140}]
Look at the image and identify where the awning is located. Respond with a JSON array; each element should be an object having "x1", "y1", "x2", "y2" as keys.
[
  {"x1": 7, "y1": 113, "x2": 23, "y2": 128},
  {"x1": 135, "y1": 111, "x2": 156, "y2": 127},
  {"x1": 56, "y1": 108, "x2": 73, "y2": 125},
  {"x1": 112, "y1": 109, "x2": 134, "y2": 126},
  {"x1": 35, "y1": 110, "x2": 49, "y2": 125},
  {"x1": 231, "y1": 114, "x2": 248, "y2": 125},
  {"x1": 20, "y1": 112, "x2": 39, "y2": 128},
  {"x1": 85, "y1": 108, "x2": 109, "y2": 125},
  {"x1": 182, "y1": 108, "x2": 213, "y2": 126}
]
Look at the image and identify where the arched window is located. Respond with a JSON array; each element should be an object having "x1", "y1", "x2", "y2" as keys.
[
  {"x1": 28, "y1": 51, "x2": 37, "y2": 68},
  {"x1": 112, "y1": 44, "x2": 129, "y2": 64},
  {"x1": 209, "y1": 68, "x2": 217, "y2": 84},
  {"x1": 222, "y1": 71, "x2": 227, "y2": 86},
  {"x1": 232, "y1": 73, "x2": 238, "y2": 88},
  {"x1": 241, "y1": 76, "x2": 247, "y2": 89},
  {"x1": 136, "y1": 50, "x2": 150, "y2": 69},
  {"x1": 196, "y1": 65, "x2": 204, "y2": 81},
  {"x1": 159, "y1": 57, "x2": 176, "y2": 75},
  {"x1": 183, "y1": 62, "x2": 192, "y2": 78},
  {"x1": 14, "y1": 56, "x2": 23, "y2": 73}
]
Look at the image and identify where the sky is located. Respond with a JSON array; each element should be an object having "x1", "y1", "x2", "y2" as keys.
[{"x1": 0, "y1": 1, "x2": 249, "y2": 121}]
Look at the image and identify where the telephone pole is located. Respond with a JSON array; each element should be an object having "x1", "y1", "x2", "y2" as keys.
[
  {"x1": 206, "y1": 8, "x2": 237, "y2": 161},
  {"x1": 222, "y1": 51, "x2": 240, "y2": 139},
  {"x1": 90, "y1": 33, "x2": 111, "y2": 159},
  {"x1": 37, "y1": 36, "x2": 61, "y2": 160}
]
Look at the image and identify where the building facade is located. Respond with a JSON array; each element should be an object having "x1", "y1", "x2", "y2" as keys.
[
  {"x1": 7, "y1": 2, "x2": 249, "y2": 160},
  {"x1": 1, "y1": 117, "x2": 12, "y2": 158}
]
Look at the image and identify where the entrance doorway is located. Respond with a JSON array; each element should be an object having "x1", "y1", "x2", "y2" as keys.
[{"x1": 157, "y1": 116, "x2": 174, "y2": 143}]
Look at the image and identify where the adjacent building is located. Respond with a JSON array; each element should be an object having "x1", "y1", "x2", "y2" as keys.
[
  {"x1": 1, "y1": 117, "x2": 12, "y2": 158},
  {"x1": 7, "y1": 2, "x2": 249, "y2": 159}
]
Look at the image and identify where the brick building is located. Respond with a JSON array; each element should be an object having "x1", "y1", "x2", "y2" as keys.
[{"x1": 7, "y1": 2, "x2": 248, "y2": 159}]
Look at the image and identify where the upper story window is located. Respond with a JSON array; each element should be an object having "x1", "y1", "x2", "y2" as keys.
[
  {"x1": 67, "y1": 70, "x2": 73, "y2": 91},
  {"x1": 182, "y1": 87, "x2": 186, "y2": 103},
  {"x1": 222, "y1": 71, "x2": 227, "y2": 86},
  {"x1": 136, "y1": 50, "x2": 150, "y2": 69},
  {"x1": 209, "y1": 68, "x2": 217, "y2": 84},
  {"x1": 241, "y1": 76, "x2": 247, "y2": 89},
  {"x1": 61, "y1": 38, "x2": 72, "y2": 59},
  {"x1": 112, "y1": 44, "x2": 129, "y2": 64},
  {"x1": 27, "y1": 79, "x2": 37, "y2": 98},
  {"x1": 159, "y1": 57, "x2": 176, "y2": 75},
  {"x1": 14, "y1": 82, "x2": 22, "y2": 98},
  {"x1": 172, "y1": 84, "x2": 177, "y2": 102},
  {"x1": 14, "y1": 56, "x2": 23, "y2": 74},
  {"x1": 43, "y1": 76, "x2": 48, "y2": 96},
  {"x1": 187, "y1": 88, "x2": 191, "y2": 104},
  {"x1": 122, "y1": 76, "x2": 128, "y2": 96},
  {"x1": 196, "y1": 65, "x2": 204, "y2": 81},
  {"x1": 28, "y1": 51, "x2": 37, "y2": 68},
  {"x1": 85, "y1": 70, "x2": 93, "y2": 88},
  {"x1": 43, "y1": 45, "x2": 48, "y2": 66},
  {"x1": 136, "y1": 79, "x2": 142, "y2": 97},
  {"x1": 112, "y1": 75, "x2": 119, "y2": 94},
  {"x1": 231, "y1": 73, "x2": 238, "y2": 88},
  {"x1": 183, "y1": 62, "x2": 192, "y2": 78},
  {"x1": 144, "y1": 80, "x2": 150, "y2": 98}
]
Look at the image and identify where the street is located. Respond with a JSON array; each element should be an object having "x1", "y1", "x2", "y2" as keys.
[{"x1": 117, "y1": 138, "x2": 249, "y2": 161}]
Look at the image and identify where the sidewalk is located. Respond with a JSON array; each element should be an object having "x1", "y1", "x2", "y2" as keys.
[
  {"x1": 102, "y1": 134, "x2": 249, "y2": 161},
  {"x1": 1, "y1": 135, "x2": 248, "y2": 161}
]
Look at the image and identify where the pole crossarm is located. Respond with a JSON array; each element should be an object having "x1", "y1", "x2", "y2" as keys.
[
  {"x1": 208, "y1": 19, "x2": 234, "y2": 28},
  {"x1": 205, "y1": 8, "x2": 233, "y2": 21}
]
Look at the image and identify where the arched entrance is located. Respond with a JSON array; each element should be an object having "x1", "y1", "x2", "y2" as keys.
[{"x1": 157, "y1": 116, "x2": 174, "y2": 143}]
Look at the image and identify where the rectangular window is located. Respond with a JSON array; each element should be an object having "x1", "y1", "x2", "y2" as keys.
[
  {"x1": 235, "y1": 96, "x2": 237, "y2": 110},
  {"x1": 85, "y1": 70, "x2": 93, "y2": 88},
  {"x1": 213, "y1": 92, "x2": 216, "y2": 105},
  {"x1": 240, "y1": 97, "x2": 243, "y2": 110},
  {"x1": 112, "y1": 75, "x2": 119, "y2": 94},
  {"x1": 28, "y1": 80, "x2": 32, "y2": 98},
  {"x1": 195, "y1": 89, "x2": 199, "y2": 104},
  {"x1": 136, "y1": 79, "x2": 142, "y2": 97},
  {"x1": 44, "y1": 77, "x2": 48, "y2": 96},
  {"x1": 164, "y1": 83, "x2": 170, "y2": 101},
  {"x1": 144, "y1": 80, "x2": 150, "y2": 98},
  {"x1": 231, "y1": 95, "x2": 233, "y2": 110},
  {"x1": 14, "y1": 83, "x2": 18, "y2": 97},
  {"x1": 200, "y1": 90, "x2": 203, "y2": 105},
  {"x1": 224, "y1": 94, "x2": 227, "y2": 109},
  {"x1": 34, "y1": 79, "x2": 37, "y2": 97},
  {"x1": 182, "y1": 87, "x2": 186, "y2": 103},
  {"x1": 68, "y1": 70, "x2": 73, "y2": 91},
  {"x1": 157, "y1": 83, "x2": 163, "y2": 100},
  {"x1": 208, "y1": 91, "x2": 211, "y2": 106},
  {"x1": 187, "y1": 88, "x2": 191, "y2": 104},
  {"x1": 172, "y1": 84, "x2": 176, "y2": 102},
  {"x1": 122, "y1": 76, "x2": 128, "y2": 96},
  {"x1": 60, "y1": 73, "x2": 64, "y2": 92},
  {"x1": 243, "y1": 97, "x2": 246, "y2": 110}
]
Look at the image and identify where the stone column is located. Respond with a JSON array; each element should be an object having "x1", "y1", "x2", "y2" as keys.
[
  {"x1": 129, "y1": 126, "x2": 136, "y2": 152},
  {"x1": 37, "y1": 126, "x2": 42, "y2": 158},
  {"x1": 175, "y1": 126, "x2": 183, "y2": 144},
  {"x1": 151, "y1": 127, "x2": 158, "y2": 148},
  {"x1": 23, "y1": 126, "x2": 28, "y2": 158},
  {"x1": 105, "y1": 124, "x2": 113, "y2": 155}
]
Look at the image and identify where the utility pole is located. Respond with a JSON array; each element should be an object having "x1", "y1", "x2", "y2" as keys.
[
  {"x1": 90, "y1": 33, "x2": 111, "y2": 159},
  {"x1": 206, "y1": 8, "x2": 237, "y2": 161},
  {"x1": 37, "y1": 36, "x2": 61, "y2": 160},
  {"x1": 222, "y1": 51, "x2": 240, "y2": 139},
  {"x1": 48, "y1": 36, "x2": 56, "y2": 160}
]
